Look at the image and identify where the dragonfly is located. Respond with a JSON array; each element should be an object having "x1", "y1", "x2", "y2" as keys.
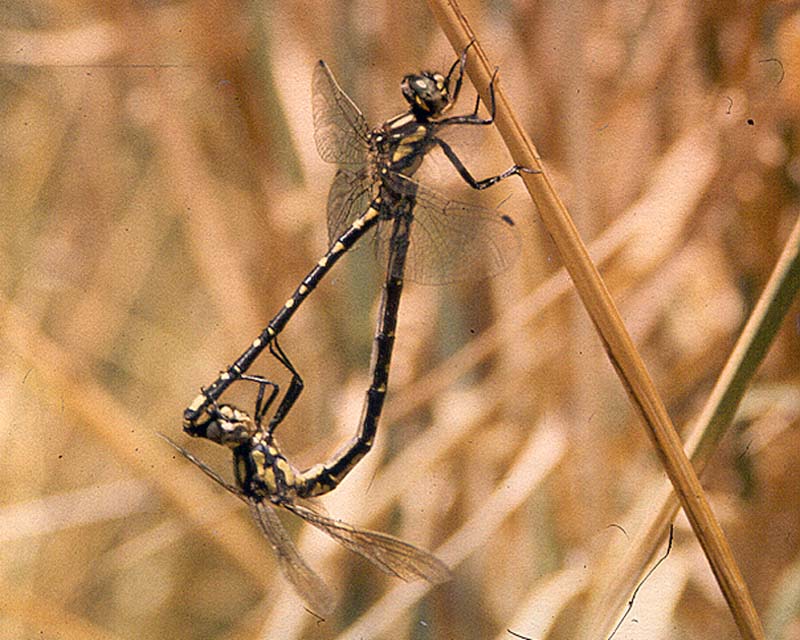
[
  {"x1": 182, "y1": 41, "x2": 534, "y2": 440},
  {"x1": 161, "y1": 398, "x2": 450, "y2": 614},
  {"x1": 168, "y1": 154, "x2": 428, "y2": 612},
  {"x1": 173, "y1": 45, "x2": 534, "y2": 608}
]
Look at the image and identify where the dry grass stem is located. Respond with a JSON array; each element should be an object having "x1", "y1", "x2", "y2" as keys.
[
  {"x1": 589, "y1": 213, "x2": 800, "y2": 635},
  {"x1": 428, "y1": 1, "x2": 768, "y2": 638}
]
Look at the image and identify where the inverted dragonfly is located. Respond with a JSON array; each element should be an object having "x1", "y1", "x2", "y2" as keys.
[{"x1": 162, "y1": 399, "x2": 449, "y2": 613}]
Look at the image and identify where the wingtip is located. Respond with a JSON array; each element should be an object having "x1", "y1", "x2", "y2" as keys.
[{"x1": 427, "y1": 559, "x2": 453, "y2": 585}]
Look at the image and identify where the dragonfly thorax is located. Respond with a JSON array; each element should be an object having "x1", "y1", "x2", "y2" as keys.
[
  {"x1": 374, "y1": 112, "x2": 438, "y2": 183},
  {"x1": 234, "y1": 436, "x2": 299, "y2": 500},
  {"x1": 401, "y1": 71, "x2": 449, "y2": 119}
]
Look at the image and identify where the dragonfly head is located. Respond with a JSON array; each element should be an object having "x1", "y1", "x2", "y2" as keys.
[
  {"x1": 203, "y1": 404, "x2": 257, "y2": 448},
  {"x1": 401, "y1": 71, "x2": 450, "y2": 119}
]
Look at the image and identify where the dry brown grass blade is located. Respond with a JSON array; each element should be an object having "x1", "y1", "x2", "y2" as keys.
[
  {"x1": 426, "y1": 1, "x2": 765, "y2": 638},
  {"x1": 589, "y1": 213, "x2": 800, "y2": 635},
  {"x1": 0, "y1": 298, "x2": 272, "y2": 592},
  {"x1": 2, "y1": 586, "x2": 129, "y2": 640},
  {"x1": 331, "y1": 423, "x2": 565, "y2": 640}
]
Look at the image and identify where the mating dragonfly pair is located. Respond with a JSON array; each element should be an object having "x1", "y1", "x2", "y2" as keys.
[{"x1": 170, "y1": 42, "x2": 534, "y2": 613}]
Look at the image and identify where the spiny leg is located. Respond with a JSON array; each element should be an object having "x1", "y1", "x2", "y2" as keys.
[
  {"x1": 265, "y1": 337, "x2": 305, "y2": 435},
  {"x1": 436, "y1": 67, "x2": 538, "y2": 188},
  {"x1": 238, "y1": 374, "x2": 281, "y2": 430},
  {"x1": 235, "y1": 338, "x2": 304, "y2": 435},
  {"x1": 433, "y1": 135, "x2": 537, "y2": 190},
  {"x1": 443, "y1": 39, "x2": 476, "y2": 110},
  {"x1": 438, "y1": 65, "x2": 501, "y2": 127}
]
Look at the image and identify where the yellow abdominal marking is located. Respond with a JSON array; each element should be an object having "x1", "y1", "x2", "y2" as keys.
[{"x1": 188, "y1": 394, "x2": 206, "y2": 412}]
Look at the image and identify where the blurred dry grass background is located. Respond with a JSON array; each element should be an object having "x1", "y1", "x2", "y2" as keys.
[{"x1": 1, "y1": 1, "x2": 799, "y2": 639}]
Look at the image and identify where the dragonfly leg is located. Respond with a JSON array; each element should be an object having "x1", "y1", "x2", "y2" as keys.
[
  {"x1": 237, "y1": 339, "x2": 304, "y2": 435},
  {"x1": 238, "y1": 374, "x2": 280, "y2": 430},
  {"x1": 437, "y1": 65, "x2": 496, "y2": 126},
  {"x1": 439, "y1": 63, "x2": 535, "y2": 129},
  {"x1": 265, "y1": 337, "x2": 305, "y2": 435},
  {"x1": 433, "y1": 136, "x2": 538, "y2": 190},
  {"x1": 444, "y1": 39, "x2": 476, "y2": 108}
]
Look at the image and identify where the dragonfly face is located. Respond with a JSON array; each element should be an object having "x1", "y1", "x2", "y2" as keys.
[
  {"x1": 202, "y1": 404, "x2": 256, "y2": 449},
  {"x1": 401, "y1": 71, "x2": 450, "y2": 118}
]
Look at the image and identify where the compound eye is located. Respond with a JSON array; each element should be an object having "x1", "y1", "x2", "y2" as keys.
[
  {"x1": 415, "y1": 77, "x2": 428, "y2": 90},
  {"x1": 204, "y1": 419, "x2": 227, "y2": 443}
]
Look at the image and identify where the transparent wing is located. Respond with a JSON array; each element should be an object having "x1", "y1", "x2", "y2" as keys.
[
  {"x1": 284, "y1": 502, "x2": 451, "y2": 584},
  {"x1": 249, "y1": 501, "x2": 335, "y2": 615},
  {"x1": 312, "y1": 60, "x2": 370, "y2": 166},
  {"x1": 326, "y1": 166, "x2": 376, "y2": 246},
  {"x1": 158, "y1": 433, "x2": 243, "y2": 497},
  {"x1": 377, "y1": 174, "x2": 521, "y2": 285},
  {"x1": 159, "y1": 435, "x2": 334, "y2": 613}
]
